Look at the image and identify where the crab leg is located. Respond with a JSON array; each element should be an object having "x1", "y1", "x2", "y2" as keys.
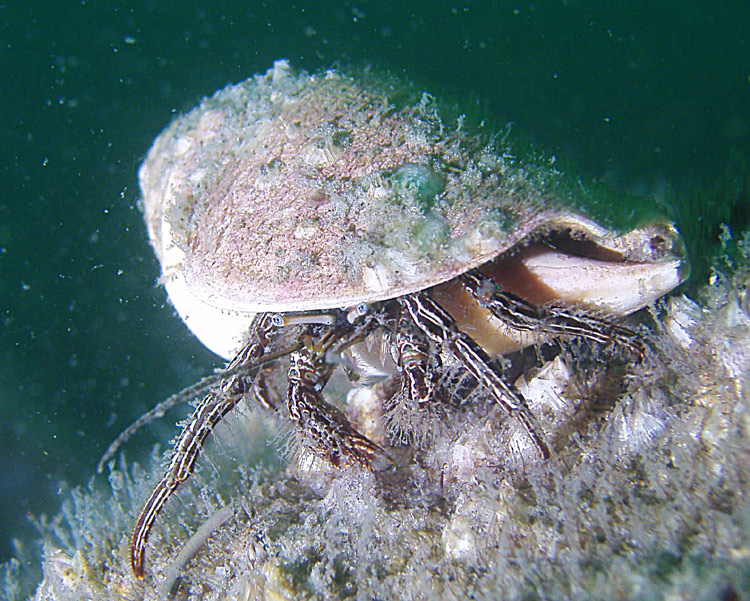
[
  {"x1": 130, "y1": 314, "x2": 288, "y2": 578},
  {"x1": 383, "y1": 308, "x2": 443, "y2": 446},
  {"x1": 401, "y1": 293, "x2": 551, "y2": 460},
  {"x1": 460, "y1": 272, "x2": 645, "y2": 359},
  {"x1": 395, "y1": 310, "x2": 440, "y2": 410},
  {"x1": 287, "y1": 327, "x2": 386, "y2": 468},
  {"x1": 131, "y1": 387, "x2": 244, "y2": 577}
]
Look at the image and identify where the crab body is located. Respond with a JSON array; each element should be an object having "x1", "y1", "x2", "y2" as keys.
[{"x1": 128, "y1": 60, "x2": 687, "y2": 578}]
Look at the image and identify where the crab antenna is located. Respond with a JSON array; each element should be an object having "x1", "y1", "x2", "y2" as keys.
[
  {"x1": 96, "y1": 370, "x2": 236, "y2": 474},
  {"x1": 96, "y1": 341, "x2": 303, "y2": 474},
  {"x1": 346, "y1": 302, "x2": 369, "y2": 324}
]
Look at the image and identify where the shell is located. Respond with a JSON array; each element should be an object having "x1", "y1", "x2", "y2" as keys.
[{"x1": 139, "y1": 60, "x2": 686, "y2": 358}]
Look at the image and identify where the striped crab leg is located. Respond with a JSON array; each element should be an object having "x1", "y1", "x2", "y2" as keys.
[
  {"x1": 286, "y1": 330, "x2": 385, "y2": 468},
  {"x1": 383, "y1": 307, "x2": 443, "y2": 446},
  {"x1": 460, "y1": 271, "x2": 646, "y2": 359},
  {"x1": 400, "y1": 292, "x2": 551, "y2": 460},
  {"x1": 131, "y1": 314, "x2": 294, "y2": 578},
  {"x1": 394, "y1": 307, "x2": 440, "y2": 411},
  {"x1": 131, "y1": 308, "x2": 382, "y2": 577}
]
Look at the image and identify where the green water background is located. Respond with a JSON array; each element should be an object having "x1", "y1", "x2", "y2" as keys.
[{"x1": 0, "y1": 0, "x2": 748, "y2": 573}]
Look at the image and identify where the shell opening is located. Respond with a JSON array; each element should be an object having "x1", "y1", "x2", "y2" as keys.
[{"x1": 481, "y1": 224, "x2": 687, "y2": 316}]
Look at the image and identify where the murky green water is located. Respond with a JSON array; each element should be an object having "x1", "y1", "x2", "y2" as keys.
[{"x1": 0, "y1": 0, "x2": 748, "y2": 579}]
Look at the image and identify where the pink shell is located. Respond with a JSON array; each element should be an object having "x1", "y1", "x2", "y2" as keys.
[{"x1": 140, "y1": 61, "x2": 679, "y2": 316}]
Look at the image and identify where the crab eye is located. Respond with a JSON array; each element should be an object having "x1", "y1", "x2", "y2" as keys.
[
  {"x1": 270, "y1": 314, "x2": 285, "y2": 328},
  {"x1": 347, "y1": 302, "x2": 369, "y2": 323}
]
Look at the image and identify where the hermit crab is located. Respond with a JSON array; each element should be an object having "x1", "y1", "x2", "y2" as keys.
[{"x1": 113, "y1": 60, "x2": 687, "y2": 578}]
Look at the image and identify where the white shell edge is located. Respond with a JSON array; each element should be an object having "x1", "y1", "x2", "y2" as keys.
[{"x1": 164, "y1": 268, "x2": 256, "y2": 360}]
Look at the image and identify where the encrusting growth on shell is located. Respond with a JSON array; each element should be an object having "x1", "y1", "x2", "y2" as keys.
[{"x1": 140, "y1": 60, "x2": 685, "y2": 359}]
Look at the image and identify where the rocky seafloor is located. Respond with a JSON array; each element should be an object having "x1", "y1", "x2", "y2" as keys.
[{"x1": 4, "y1": 231, "x2": 749, "y2": 601}]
